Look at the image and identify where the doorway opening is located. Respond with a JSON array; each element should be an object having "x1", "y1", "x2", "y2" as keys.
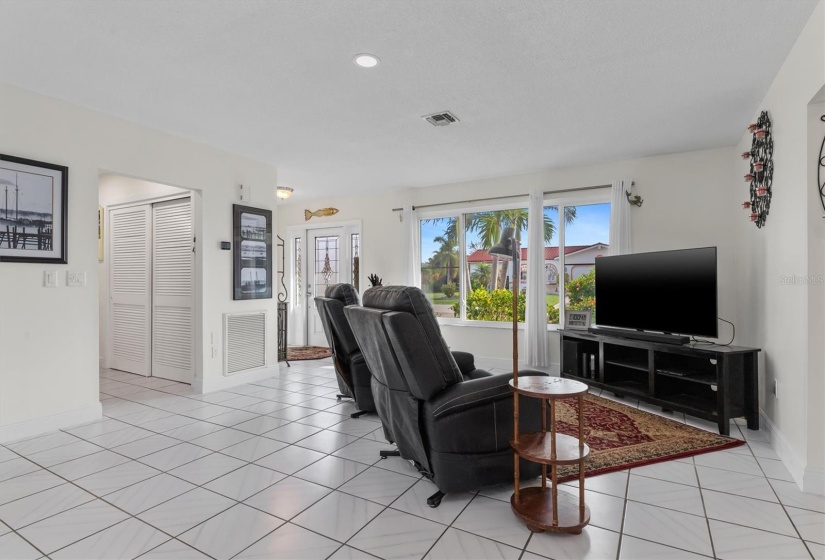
[{"x1": 99, "y1": 173, "x2": 200, "y2": 385}]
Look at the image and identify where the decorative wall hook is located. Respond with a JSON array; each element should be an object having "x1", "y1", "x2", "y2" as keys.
[
  {"x1": 625, "y1": 184, "x2": 643, "y2": 207},
  {"x1": 818, "y1": 114, "x2": 824, "y2": 215}
]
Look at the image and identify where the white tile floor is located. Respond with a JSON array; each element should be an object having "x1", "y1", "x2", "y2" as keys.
[{"x1": 0, "y1": 358, "x2": 822, "y2": 560}]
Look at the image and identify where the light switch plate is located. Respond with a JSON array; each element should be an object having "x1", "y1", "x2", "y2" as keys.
[{"x1": 44, "y1": 270, "x2": 58, "y2": 288}]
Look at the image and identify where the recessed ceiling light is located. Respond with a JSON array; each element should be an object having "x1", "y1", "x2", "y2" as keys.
[{"x1": 353, "y1": 53, "x2": 380, "y2": 68}]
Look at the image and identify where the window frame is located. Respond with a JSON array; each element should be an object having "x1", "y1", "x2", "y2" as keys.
[
  {"x1": 418, "y1": 199, "x2": 530, "y2": 327},
  {"x1": 543, "y1": 189, "x2": 611, "y2": 330},
  {"x1": 416, "y1": 191, "x2": 612, "y2": 329}
]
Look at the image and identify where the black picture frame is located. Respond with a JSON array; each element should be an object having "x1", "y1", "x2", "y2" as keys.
[
  {"x1": 233, "y1": 204, "x2": 273, "y2": 300},
  {"x1": 0, "y1": 154, "x2": 68, "y2": 264}
]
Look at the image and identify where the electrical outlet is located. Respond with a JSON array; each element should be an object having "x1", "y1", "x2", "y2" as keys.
[
  {"x1": 67, "y1": 271, "x2": 86, "y2": 287},
  {"x1": 773, "y1": 379, "x2": 779, "y2": 399}
]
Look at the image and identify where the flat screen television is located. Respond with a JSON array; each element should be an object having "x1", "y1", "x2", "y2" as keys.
[{"x1": 594, "y1": 247, "x2": 718, "y2": 338}]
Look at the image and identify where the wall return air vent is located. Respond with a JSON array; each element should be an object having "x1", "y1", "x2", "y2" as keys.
[
  {"x1": 423, "y1": 111, "x2": 460, "y2": 127},
  {"x1": 224, "y1": 311, "x2": 267, "y2": 375}
]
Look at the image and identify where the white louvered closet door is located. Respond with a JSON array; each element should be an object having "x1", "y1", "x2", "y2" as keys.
[
  {"x1": 151, "y1": 198, "x2": 195, "y2": 383},
  {"x1": 109, "y1": 205, "x2": 152, "y2": 376}
]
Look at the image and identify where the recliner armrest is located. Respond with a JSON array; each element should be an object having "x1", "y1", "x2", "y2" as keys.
[
  {"x1": 429, "y1": 370, "x2": 547, "y2": 420},
  {"x1": 462, "y1": 368, "x2": 494, "y2": 380},
  {"x1": 450, "y1": 351, "x2": 476, "y2": 376}
]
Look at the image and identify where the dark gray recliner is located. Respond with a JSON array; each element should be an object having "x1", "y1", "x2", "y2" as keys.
[
  {"x1": 314, "y1": 284, "x2": 376, "y2": 417},
  {"x1": 344, "y1": 285, "x2": 544, "y2": 505}
]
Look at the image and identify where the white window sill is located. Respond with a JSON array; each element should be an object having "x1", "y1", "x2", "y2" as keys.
[{"x1": 435, "y1": 318, "x2": 563, "y2": 332}]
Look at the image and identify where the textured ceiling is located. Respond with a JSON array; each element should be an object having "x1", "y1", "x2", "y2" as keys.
[{"x1": 0, "y1": 0, "x2": 818, "y2": 201}]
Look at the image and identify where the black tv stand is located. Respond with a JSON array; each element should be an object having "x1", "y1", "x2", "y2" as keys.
[
  {"x1": 561, "y1": 329, "x2": 760, "y2": 436},
  {"x1": 588, "y1": 327, "x2": 690, "y2": 345}
]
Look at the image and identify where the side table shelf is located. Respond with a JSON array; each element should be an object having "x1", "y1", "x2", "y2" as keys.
[{"x1": 510, "y1": 376, "x2": 591, "y2": 534}]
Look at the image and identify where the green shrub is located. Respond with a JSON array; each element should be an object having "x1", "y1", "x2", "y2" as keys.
[
  {"x1": 566, "y1": 269, "x2": 596, "y2": 322},
  {"x1": 464, "y1": 288, "x2": 525, "y2": 322},
  {"x1": 547, "y1": 305, "x2": 560, "y2": 324},
  {"x1": 442, "y1": 282, "x2": 457, "y2": 298}
]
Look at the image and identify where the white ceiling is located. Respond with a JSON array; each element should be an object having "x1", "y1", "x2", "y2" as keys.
[{"x1": 0, "y1": 0, "x2": 818, "y2": 202}]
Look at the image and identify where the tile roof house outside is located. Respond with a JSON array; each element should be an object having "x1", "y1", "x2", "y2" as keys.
[{"x1": 467, "y1": 243, "x2": 609, "y2": 293}]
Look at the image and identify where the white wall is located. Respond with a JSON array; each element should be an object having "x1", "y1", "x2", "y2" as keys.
[
  {"x1": 732, "y1": 2, "x2": 825, "y2": 491},
  {"x1": 279, "y1": 146, "x2": 739, "y2": 365},
  {"x1": 97, "y1": 174, "x2": 189, "y2": 367},
  {"x1": 807, "y1": 99, "x2": 825, "y2": 490},
  {"x1": 0, "y1": 84, "x2": 279, "y2": 439}
]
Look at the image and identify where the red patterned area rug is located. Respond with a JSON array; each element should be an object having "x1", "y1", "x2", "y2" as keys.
[
  {"x1": 287, "y1": 346, "x2": 332, "y2": 361},
  {"x1": 554, "y1": 394, "x2": 744, "y2": 481}
]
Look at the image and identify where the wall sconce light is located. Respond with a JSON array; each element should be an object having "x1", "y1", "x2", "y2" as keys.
[{"x1": 276, "y1": 186, "x2": 294, "y2": 200}]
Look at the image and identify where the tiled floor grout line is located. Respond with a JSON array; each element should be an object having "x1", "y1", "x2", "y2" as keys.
[
  {"x1": 613, "y1": 470, "x2": 631, "y2": 560},
  {"x1": 2, "y1": 521, "x2": 50, "y2": 559},
  {"x1": 1, "y1": 369, "x2": 393, "y2": 559},
  {"x1": 744, "y1": 432, "x2": 818, "y2": 560},
  {"x1": 91, "y1": 388, "x2": 467, "y2": 558},
  {"x1": 4, "y1": 363, "x2": 821, "y2": 560},
  {"x1": 2, "y1": 450, "x2": 219, "y2": 560},
  {"x1": 693, "y1": 453, "x2": 719, "y2": 560}
]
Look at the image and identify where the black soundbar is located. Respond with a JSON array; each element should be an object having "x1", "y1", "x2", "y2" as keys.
[{"x1": 587, "y1": 327, "x2": 690, "y2": 345}]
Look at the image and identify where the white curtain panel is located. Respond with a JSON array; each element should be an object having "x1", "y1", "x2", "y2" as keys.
[
  {"x1": 610, "y1": 179, "x2": 633, "y2": 255},
  {"x1": 525, "y1": 189, "x2": 549, "y2": 368},
  {"x1": 402, "y1": 205, "x2": 421, "y2": 287}
]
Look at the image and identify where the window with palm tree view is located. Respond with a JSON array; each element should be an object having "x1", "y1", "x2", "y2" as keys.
[{"x1": 419, "y1": 200, "x2": 609, "y2": 325}]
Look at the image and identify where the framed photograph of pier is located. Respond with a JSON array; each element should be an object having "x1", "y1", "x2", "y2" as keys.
[
  {"x1": 0, "y1": 154, "x2": 68, "y2": 264},
  {"x1": 233, "y1": 204, "x2": 273, "y2": 300}
]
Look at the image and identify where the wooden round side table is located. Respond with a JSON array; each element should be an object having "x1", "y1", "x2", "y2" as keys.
[{"x1": 510, "y1": 376, "x2": 590, "y2": 534}]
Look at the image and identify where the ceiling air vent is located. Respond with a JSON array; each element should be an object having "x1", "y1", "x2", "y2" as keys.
[{"x1": 423, "y1": 111, "x2": 460, "y2": 127}]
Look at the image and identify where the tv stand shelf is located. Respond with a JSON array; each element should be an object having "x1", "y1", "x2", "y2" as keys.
[{"x1": 560, "y1": 330, "x2": 760, "y2": 436}]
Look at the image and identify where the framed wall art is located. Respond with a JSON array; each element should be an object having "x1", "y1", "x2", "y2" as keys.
[
  {"x1": 233, "y1": 204, "x2": 273, "y2": 300},
  {"x1": 0, "y1": 154, "x2": 68, "y2": 264}
]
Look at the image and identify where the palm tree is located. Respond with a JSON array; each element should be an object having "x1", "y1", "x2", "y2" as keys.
[
  {"x1": 467, "y1": 207, "x2": 577, "y2": 289},
  {"x1": 471, "y1": 262, "x2": 492, "y2": 290},
  {"x1": 425, "y1": 206, "x2": 577, "y2": 291},
  {"x1": 431, "y1": 232, "x2": 458, "y2": 286}
]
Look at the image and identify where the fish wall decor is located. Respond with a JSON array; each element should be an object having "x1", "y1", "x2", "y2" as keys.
[{"x1": 304, "y1": 208, "x2": 339, "y2": 221}]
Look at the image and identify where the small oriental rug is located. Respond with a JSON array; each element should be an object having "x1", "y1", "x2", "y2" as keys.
[
  {"x1": 553, "y1": 394, "x2": 744, "y2": 481},
  {"x1": 286, "y1": 346, "x2": 332, "y2": 361}
]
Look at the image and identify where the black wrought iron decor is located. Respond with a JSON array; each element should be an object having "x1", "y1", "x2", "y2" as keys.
[
  {"x1": 741, "y1": 111, "x2": 773, "y2": 228},
  {"x1": 818, "y1": 115, "x2": 825, "y2": 214},
  {"x1": 275, "y1": 235, "x2": 289, "y2": 365}
]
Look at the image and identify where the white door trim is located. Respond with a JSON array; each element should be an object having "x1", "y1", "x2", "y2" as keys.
[{"x1": 286, "y1": 219, "x2": 362, "y2": 346}]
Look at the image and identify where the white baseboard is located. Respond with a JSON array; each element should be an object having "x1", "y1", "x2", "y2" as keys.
[
  {"x1": 803, "y1": 467, "x2": 825, "y2": 496},
  {"x1": 195, "y1": 366, "x2": 280, "y2": 394},
  {"x1": 475, "y1": 356, "x2": 559, "y2": 374},
  {"x1": 0, "y1": 402, "x2": 102, "y2": 444},
  {"x1": 760, "y1": 410, "x2": 805, "y2": 490}
]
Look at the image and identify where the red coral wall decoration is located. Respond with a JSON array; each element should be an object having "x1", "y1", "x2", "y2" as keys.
[{"x1": 741, "y1": 111, "x2": 773, "y2": 228}]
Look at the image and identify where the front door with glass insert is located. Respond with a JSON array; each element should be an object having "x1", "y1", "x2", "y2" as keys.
[{"x1": 307, "y1": 228, "x2": 347, "y2": 347}]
